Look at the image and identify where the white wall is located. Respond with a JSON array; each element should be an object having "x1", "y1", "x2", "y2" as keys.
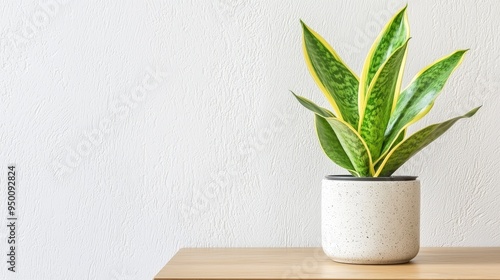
[{"x1": 1, "y1": 0, "x2": 499, "y2": 279}]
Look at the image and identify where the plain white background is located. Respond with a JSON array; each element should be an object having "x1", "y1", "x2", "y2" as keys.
[{"x1": 1, "y1": 0, "x2": 499, "y2": 279}]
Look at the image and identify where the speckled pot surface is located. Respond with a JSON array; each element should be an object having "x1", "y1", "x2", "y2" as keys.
[{"x1": 322, "y1": 176, "x2": 420, "y2": 264}]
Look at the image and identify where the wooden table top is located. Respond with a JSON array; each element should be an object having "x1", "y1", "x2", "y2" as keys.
[{"x1": 154, "y1": 247, "x2": 500, "y2": 279}]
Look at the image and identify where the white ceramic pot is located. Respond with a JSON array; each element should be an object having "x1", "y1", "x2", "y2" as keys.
[{"x1": 322, "y1": 175, "x2": 420, "y2": 264}]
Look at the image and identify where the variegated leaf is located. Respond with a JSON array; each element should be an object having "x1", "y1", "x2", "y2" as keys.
[
  {"x1": 374, "y1": 128, "x2": 406, "y2": 167},
  {"x1": 380, "y1": 50, "x2": 468, "y2": 160},
  {"x1": 325, "y1": 118, "x2": 373, "y2": 176},
  {"x1": 291, "y1": 91, "x2": 335, "y2": 118},
  {"x1": 359, "y1": 5, "x2": 409, "y2": 103},
  {"x1": 291, "y1": 92, "x2": 355, "y2": 172},
  {"x1": 301, "y1": 21, "x2": 359, "y2": 127},
  {"x1": 315, "y1": 115, "x2": 356, "y2": 171},
  {"x1": 376, "y1": 106, "x2": 480, "y2": 177},
  {"x1": 359, "y1": 40, "x2": 409, "y2": 160}
]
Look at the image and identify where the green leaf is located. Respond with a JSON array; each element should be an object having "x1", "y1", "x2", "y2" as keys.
[
  {"x1": 315, "y1": 115, "x2": 355, "y2": 172},
  {"x1": 376, "y1": 106, "x2": 481, "y2": 177},
  {"x1": 301, "y1": 21, "x2": 359, "y2": 127},
  {"x1": 359, "y1": 5, "x2": 409, "y2": 103},
  {"x1": 292, "y1": 92, "x2": 356, "y2": 173},
  {"x1": 324, "y1": 118, "x2": 373, "y2": 176},
  {"x1": 359, "y1": 40, "x2": 409, "y2": 160},
  {"x1": 374, "y1": 128, "x2": 406, "y2": 168},
  {"x1": 393, "y1": 128, "x2": 406, "y2": 148},
  {"x1": 291, "y1": 91, "x2": 335, "y2": 118},
  {"x1": 379, "y1": 50, "x2": 468, "y2": 160}
]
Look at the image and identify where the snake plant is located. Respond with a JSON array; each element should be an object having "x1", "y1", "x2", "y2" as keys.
[{"x1": 293, "y1": 6, "x2": 480, "y2": 177}]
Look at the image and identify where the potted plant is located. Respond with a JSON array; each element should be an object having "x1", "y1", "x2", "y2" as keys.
[{"x1": 292, "y1": 6, "x2": 480, "y2": 264}]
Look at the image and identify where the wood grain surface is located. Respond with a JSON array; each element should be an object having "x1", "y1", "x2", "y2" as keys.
[{"x1": 154, "y1": 247, "x2": 500, "y2": 279}]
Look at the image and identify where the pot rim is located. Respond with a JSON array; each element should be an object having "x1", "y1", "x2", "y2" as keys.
[{"x1": 324, "y1": 175, "x2": 418, "y2": 181}]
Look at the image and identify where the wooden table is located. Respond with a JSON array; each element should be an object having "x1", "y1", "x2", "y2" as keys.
[{"x1": 154, "y1": 247, "x2": 500, "y2": 279}]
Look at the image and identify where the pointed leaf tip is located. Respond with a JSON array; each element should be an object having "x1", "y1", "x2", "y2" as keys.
[
  {"x1": 376, "y1": 106, "x2": 481, "y2": 176},
  {"x1": 466, "y1": 106, "x2": 481, "y2": 117},
  {"x1": 300, "y1": 20, "x2": 307, "y2": 29},
  {"x1": 301, "y1": 21, "x2": 360, "y2": 127},
  {"x1": 380, "y1": 48, "x2": 471, "y2": 159},
  {"x1": 291, "y1": 91, "x2": 336, "y2": 118},
  {"x1": 358, "y1": 5, "x2": 410, "y2": 112}
]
